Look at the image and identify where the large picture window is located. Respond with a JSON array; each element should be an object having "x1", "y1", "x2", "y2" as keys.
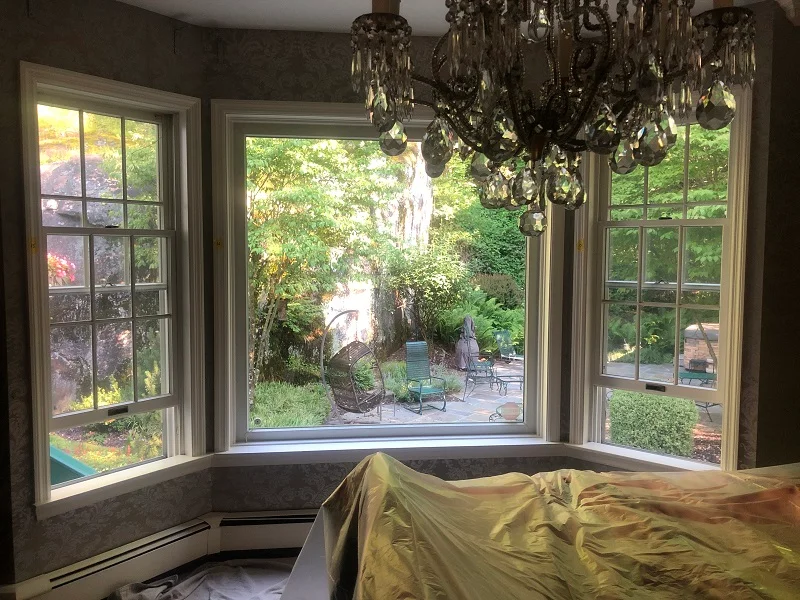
[{"x1": 214, "y1": 106, "x2": 552, "y2": 445}]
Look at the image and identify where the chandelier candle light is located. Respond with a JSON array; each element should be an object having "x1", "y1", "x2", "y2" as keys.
[{"x1": 351, "y1": 0, "x2": 754, "y2": 236}]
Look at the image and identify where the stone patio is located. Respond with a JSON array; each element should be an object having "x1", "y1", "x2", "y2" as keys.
[{"x1": 331, "y1": 361, "x2": 525, "y2": 426}]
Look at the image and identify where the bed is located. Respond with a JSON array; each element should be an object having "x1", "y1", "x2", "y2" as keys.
[{"x1": 283, "y1": 453, "x2": 800, "y2": 599}]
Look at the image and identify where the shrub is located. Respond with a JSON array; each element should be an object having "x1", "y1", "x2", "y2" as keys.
[
  {"x1": 389, "y1": 244, "x2": 470, "y2": 338},
  {"x1": 286, "y1": 354, "x2": 320, "y2": 385},
  {"x1": 381, "y1": 361, "x2": 408, "y2": 400},
  {"x1": 250, "y1": 381, "x2": 330, "y2": 428},
  {"x1": 472, "y1": 273, "x2": 523, "y2": 308},
  {"x1": 608, "y1": 391, "x2": 697, "y2": 457},
  {"x1": 434, "y1": 289, "x2": 524, "y2": 353},
  {"x1": 431, "y1": 364, "x2": 463, "y2": 394},
  {"x1": 353, "y1": 360, "x2": 376, "y2": 392}
]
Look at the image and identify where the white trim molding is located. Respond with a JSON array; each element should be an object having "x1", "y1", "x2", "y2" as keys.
[
  {"x1": 210, "y1": 100, "x2": 551, "y2": 449},
  {"x1": 20, "y1": 62, "x2": 206, "y2": 507}
]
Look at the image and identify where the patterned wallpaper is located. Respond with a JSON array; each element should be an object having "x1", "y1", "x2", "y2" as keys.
[
  {"x1": 0, "y1": 0, "x2": 782, "y2": 584},
  {"x1": 212, "y1": 457, "x2": 608, "y2": 513}
]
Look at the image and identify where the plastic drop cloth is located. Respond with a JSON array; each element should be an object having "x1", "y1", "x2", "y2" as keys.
[{"x1": 322, "y1": 453, "x2": 800, "y2": 600}]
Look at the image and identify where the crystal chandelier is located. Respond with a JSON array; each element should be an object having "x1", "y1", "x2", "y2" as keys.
[{"x1": 351, "y1": 0, "x2": 754, "y2": 236}]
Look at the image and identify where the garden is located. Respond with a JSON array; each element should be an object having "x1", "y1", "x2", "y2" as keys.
[{"x1": 245, "y1": 137, "x2": 527, "y2": 428}]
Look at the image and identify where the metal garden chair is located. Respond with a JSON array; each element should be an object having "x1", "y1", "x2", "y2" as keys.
[
  {"x1": 494, "y1": 330, "x2": 524, "y2": 363},
  {"x1": 404, "y1": 341, "x2": 446, "y2": 414}
]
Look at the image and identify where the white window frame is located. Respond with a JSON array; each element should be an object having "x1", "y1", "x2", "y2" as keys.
[
  {"x1": 570, "y1": 90, "x2": 753, "y2": 471},
  {"x1": 211, "y1": 100, "x2": 565, "y2": 449},
  {"x1": 22, "y1": 63, "x2": 206, "y2": 513}
]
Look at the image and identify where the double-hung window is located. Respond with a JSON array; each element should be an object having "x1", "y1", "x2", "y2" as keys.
[
  {"x1": 23, "y1": 64, "x2": 203, "y2": 507},
  {"x1": 575, "y1": 99, "x2": 751, "y2": 469}
]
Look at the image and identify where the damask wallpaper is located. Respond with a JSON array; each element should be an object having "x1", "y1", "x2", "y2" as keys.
[{"x1": 0, "y1": 0, "x2": 789, "y2": 585}]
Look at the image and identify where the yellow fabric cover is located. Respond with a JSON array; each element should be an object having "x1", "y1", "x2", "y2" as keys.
[{"x1": 322, "y1": 453, "x2": 800, "y2": 599}]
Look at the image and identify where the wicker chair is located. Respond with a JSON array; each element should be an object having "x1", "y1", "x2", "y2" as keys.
[{"x1": 321, "y1": 310, "x2": 386, "y2": 417}]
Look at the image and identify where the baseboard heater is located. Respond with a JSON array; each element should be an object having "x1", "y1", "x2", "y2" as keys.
[{"x1": 3, "y1": 511, "x2": 317, "y2": 600}]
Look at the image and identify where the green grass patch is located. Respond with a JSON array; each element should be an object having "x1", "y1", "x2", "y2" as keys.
[{"x1": 250, "y1": 381, "x2": 331, "y2": 429}]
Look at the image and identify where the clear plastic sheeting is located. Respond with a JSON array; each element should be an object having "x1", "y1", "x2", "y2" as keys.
[{"x1": 322, "y1": 453, "x2": 800, "y2": 600}]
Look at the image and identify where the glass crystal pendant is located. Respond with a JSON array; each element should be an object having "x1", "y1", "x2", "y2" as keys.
[
  {"x1": 696, "y1": 80, "x2": 737, "y2": 130},
  {"x1": 371, "y1": 88, "x2": 396, "y2": 133},
  {"x1": 471, "y1": 153, "x2": 492, "y2": 181},
  {"x1": 426, "y1": 160, "x2": 447, "y2": 178},
  {"x1": 527, "y1": 9, "x2": 551, "y2": 43},
  {"x1": 379, "y1": 122, "x2": 408, "y2": 156},
  {"x1": 519, "y1": 209, "x2": 547, "y2": 237},
  {"x1": 610, "y1": 139, "x2": 638, "y2": 175},
  {"x1": 637, "y1": 54, "x2": 665, "y2": 106},
  {"x1": 512, "y1": 166, "x2": 538, "y2": 207},
  {"x1": 421, "y1": 118, "x2": 454, "y2": 167},
  {"x1": 585, "y1": 104, "x2": 621, "y2": 155},
  {"x1": 486, "y1": 170, "x2": 509, "y2": 206},
  {"x1": 547, "y1": 167, "x2": 573, "y2": 206},
  {"x1": 633, "y1": 120, "x2": 668, "y2": 167},
  {"x1": 564, "y1": 170, "x2": 585, "y2": 210}
]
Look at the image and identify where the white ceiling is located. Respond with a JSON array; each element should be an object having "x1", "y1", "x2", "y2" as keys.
[
  {"x1": 116, "y1": 1, "x2": 452, "y2": 36},
  {"x1": 117, "y1": 0, "x2": 760, "y2": 35}
]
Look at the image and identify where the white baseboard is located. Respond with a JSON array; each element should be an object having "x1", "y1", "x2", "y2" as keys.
[{"x1": 1, "y1": 511, "x2": 317, "y2": 600}]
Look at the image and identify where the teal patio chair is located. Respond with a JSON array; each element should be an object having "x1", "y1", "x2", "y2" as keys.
[
  {"x1": 404, "y1": 341, "x2": 446, "y2": 414},
  {"x1": 494, "y1": 330, "x2": 524, "y2": 363}
]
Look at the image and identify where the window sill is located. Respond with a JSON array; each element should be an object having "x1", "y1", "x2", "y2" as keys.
[
  {"x1": 37, "y1": 454, "x2": 213, "y2": 520},
  {"x1": 215, "y1": 435, "x2": 563, "y2": 467},
  {"x1": 566, "y1": 442, "x2": 721, "y2": 472}
]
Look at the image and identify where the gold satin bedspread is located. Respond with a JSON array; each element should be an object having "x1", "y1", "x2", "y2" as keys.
[{"x1": 322, "y1": 453, "x2": 800, "y2": 599}]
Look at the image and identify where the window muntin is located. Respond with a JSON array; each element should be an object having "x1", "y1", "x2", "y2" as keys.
[
  {"x1": 37, "y1": 102, "x2": 175, "y2": 485},
  {"x1": 241, "y1": 135, "x2": 534, "y2": 435},
  {"x1": 593, "y1": 123, "x2": 732, "y2": 464}
]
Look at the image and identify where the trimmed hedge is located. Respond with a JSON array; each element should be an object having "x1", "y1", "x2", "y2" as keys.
[{"x1": 608, "y1": 391, "x2": 698, "y2": 457}]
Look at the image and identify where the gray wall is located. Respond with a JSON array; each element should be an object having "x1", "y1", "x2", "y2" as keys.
[
  {"x1": 0, "y1": 0, "x2": 208, "y2": 584},
  {"x1": 1, "y1": 0, "x2": 798, "y2": 585}
]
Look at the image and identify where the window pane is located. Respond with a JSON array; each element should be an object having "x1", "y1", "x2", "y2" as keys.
[
  {"x1": 87, "y1": 201, "x2": 123, "y2": 227},
  {"x1": 49, "y1": 409, "x2": 165, "y2": 486},
  {"x1": 51, "y1": 324, "x2": 93, "y2": 415},
  {"x1": 602, "y1": 304, "x2": 637, "y2": 378},
  {"x1": 681, "y1": 226, "x2": 722, "y2": 305},
  {"x1": 95, "y1": 290, "x2": 132, "y2": 320},
  {"x1": 610, "y1": 208, "x2": 643, "y2": 221},
  {"x1": 605, "y1": 227, "x2": 638, "y2": 301},
  {"x1": 601, "y1": 388, "x2": 720, "y2": 464},
  {"x1": 687, "y1": 124, "x2": 730, "y2": 204},
  {"x1": 94, "y1": 235, "x2": 129, "y2": 287},
  {"x1": 48, "y1": 235, "x2": 86, "y2": 287},
  {"x1": 127, "y1": 204, "x2": 161, "y2": 229},
  {"x1": 42, "y1": 198, "x2": 82, "y2": 227},
  {"x1": 125, "y1": 120, "x2": 160, "y2": 201},
  {"x1": 686, "y1": 204, "x2": 727, "y2": 219},
  {"x1": 646, "y1": 206, "x2": 681, "y2": 220},
  {"x1": 84, "y1": 113, "x2": 123, "y2": 199},
  {"x1": 134, "y1": 237, "x2": 165, "y2": 283},
  {"x1": 96, "y1": 322, "x2": 133, "y2": 407},
  {"x1": 642, "y1": 227, "x2": 678, "y2": 303},
  {"x1": 38, "y1": 105, "x2": 82, "y2": 197},
  {"x1": 245, "y1": 138, "x2": 528, "y2": 430},
  {"x1": 647, "y1": 126, "x2": 687, "y2": 204},
  {"x1": 50, "y1": 292, "x2": 91, "y2": 323},
  {"x1": 611, "y1": 168, "x2": 644, "y2": 206},
  {"x1": 135, "y1": 288, "x2": 168, "y2": 317},
  {"x1": 639, "y1": 307, "x2": 676, "y2": 384},
  {"x1": 679, "y1": 309, "x2": 719, "y2": 390},
  {"x1": 136, "y1": 318, "x2": 169, "y2": 399}
]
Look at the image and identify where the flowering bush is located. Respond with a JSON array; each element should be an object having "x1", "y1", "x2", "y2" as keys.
[{"x1": 47, "y1": 252, "x2": 76, "y2": 286}]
